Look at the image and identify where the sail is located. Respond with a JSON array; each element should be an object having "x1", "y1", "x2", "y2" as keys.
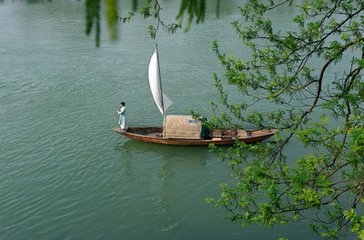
[{"x1": 148, "y1": 49, "x2": 172, "y2": 115}]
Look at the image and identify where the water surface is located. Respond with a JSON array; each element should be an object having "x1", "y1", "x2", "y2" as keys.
[{"x1": 0, "y1": 1, "x2": 319, "y2": 239}]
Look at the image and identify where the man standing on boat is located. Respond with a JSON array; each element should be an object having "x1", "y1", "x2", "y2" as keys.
[{"x1": 117, "y1": 102, "x2": 127, "y2": 131}]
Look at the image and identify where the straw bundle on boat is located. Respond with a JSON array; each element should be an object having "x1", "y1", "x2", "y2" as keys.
[{"x1": 164, "y1": 115, "x2": 201, "y2": 139}]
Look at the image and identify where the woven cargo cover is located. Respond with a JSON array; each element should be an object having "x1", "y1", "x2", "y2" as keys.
[{"x1": 164, "y1": 115, "x2": 201, "y2": 139}]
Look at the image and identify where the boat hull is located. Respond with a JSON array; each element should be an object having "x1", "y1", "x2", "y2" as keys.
[{"x1": 112, "y1": 127, "x2": 277, "y2": 146}]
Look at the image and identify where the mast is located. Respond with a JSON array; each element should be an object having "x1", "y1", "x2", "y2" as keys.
[
  {"x1": 155, "y1": 43, "x2": 165, "y2": 116},
  {"x1": 148, "y1": 44, "x2": 173, "y2": 137},
  {"x1": 155, "y1": 44, "x2": 167, "y2": 137}
]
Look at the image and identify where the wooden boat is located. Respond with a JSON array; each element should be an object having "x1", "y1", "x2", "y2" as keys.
[
  {"x1": 112, "y1": 127, "x2": 277, "y2": 146},
  {"x1": 113, "y1": 46, "x2": 277, "y2": 146}
]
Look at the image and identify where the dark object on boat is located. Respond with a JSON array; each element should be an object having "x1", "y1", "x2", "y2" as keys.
[{"x1": 112, "y1": 127, "x2": 277, "y2": 146}]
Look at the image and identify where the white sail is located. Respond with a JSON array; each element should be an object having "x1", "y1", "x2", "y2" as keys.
[{"x1": 148, "y1": 49, "x2": 172, "y2": 115}]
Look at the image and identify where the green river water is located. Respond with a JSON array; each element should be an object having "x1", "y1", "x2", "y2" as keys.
[{"x1": 0, "y1": 1, "x2": 326, "y2": 239}]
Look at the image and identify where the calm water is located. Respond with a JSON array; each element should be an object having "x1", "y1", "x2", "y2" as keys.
[{"x1": 0, "y1": 1, "x2": 319, "y2": 239}]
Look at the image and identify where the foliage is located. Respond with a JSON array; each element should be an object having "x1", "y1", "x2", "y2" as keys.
[
  {"x1": 207, "y1": 0, "x2": 364, "y2": 239},
  {"x1": 85, "y1": 0, "x2": 208, "y2": 46},
  {"x1": 85, "y1": 0, "x2": 101, "y2": 47}
]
